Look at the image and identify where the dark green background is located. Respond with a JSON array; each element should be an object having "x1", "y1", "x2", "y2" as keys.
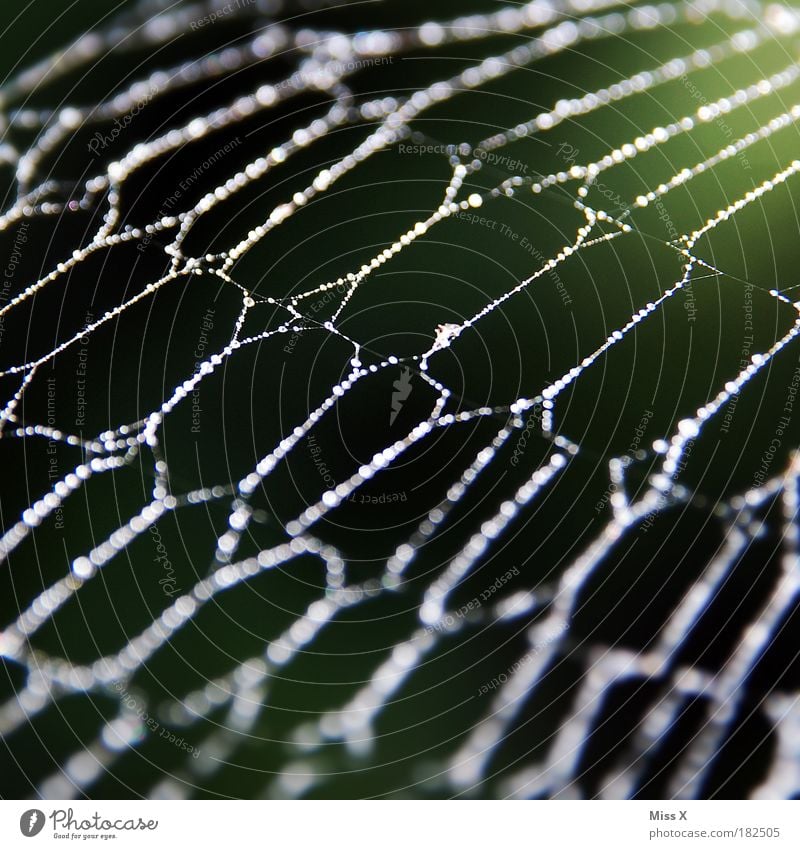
[{"x1": 1, "y1": 0, "x2": 799, "y2": 798}]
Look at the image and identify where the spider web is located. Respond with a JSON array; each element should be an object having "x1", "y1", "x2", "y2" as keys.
[{"x1": 1, "y1": 0, "x2": 800, "y2": 799}]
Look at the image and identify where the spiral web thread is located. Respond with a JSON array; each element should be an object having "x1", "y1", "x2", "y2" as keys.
[{"x1": 1, "y1": 0, "x2": 800, "y2": 799}]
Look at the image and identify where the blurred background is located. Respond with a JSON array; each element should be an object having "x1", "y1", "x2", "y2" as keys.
[{"x1": 1, "y1": 0, "x2": 799, "y2": 799}]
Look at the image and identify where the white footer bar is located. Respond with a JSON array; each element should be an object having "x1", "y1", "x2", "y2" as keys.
[{"x1": 1, "y1": 799, "x2": 796, "y2": 848}]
